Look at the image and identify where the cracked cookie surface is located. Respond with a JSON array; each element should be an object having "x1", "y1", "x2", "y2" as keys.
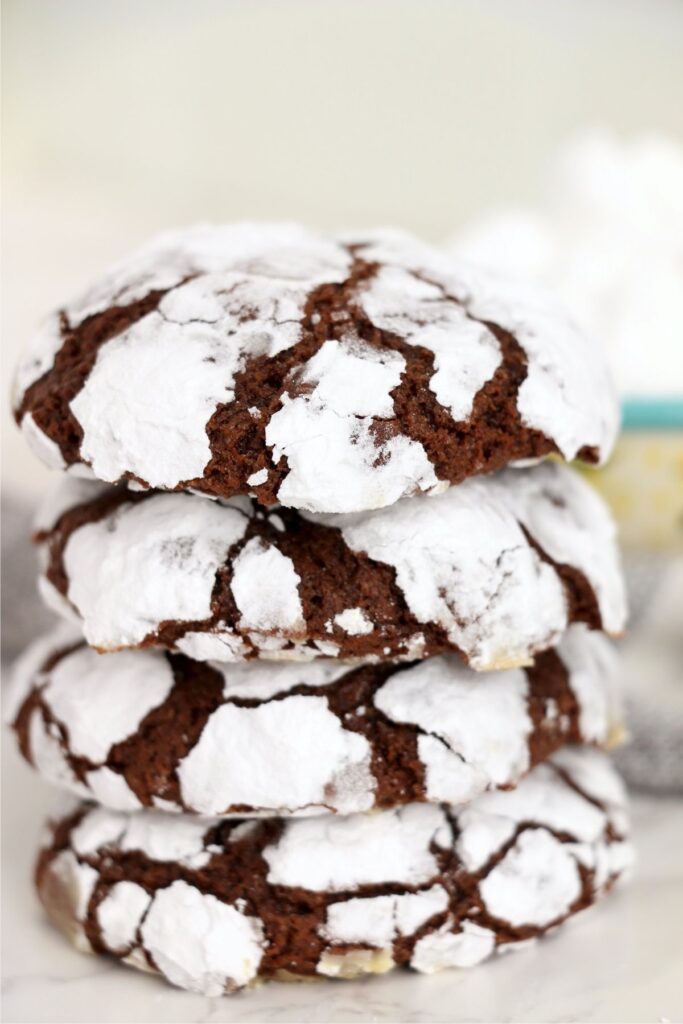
[
  {"x1": 15, "y1": 224, "x2": 619, "y2": 514},
  {"x1": 34, "y1": 462, "x2": 626, "y2": 669},
  {"x1": 9, "y1": 624, "x2": 622, "y2": 817},
  {"x1": 35, "y1": 748, "x2": 633, "y2": 996}
]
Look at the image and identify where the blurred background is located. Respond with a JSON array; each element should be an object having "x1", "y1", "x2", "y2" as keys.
[{"x1": 2, "y1": 0, "x2": 682, "y2": 770}]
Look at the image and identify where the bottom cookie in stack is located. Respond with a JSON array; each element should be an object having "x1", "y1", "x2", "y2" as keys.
[{"x1": 36, "y1": 747, "x2": 632, "y2": 996}]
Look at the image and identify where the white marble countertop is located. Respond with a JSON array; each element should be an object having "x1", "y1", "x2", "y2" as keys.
[{"x1": 2, "y1": 741, "x2": 682, "y2": 1024}]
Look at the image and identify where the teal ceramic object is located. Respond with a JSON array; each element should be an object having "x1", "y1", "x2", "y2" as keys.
[{"x1": 622, "y1": 397, "x2": 683, "y2": 431}]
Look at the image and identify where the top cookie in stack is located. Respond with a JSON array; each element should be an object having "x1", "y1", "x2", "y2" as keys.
[
  {"x1": 14, "y1": 225, "x2": 618, "y2": 514},
  {"x1": 10, "y1": 225, "x2": 630, "y2": 996}
]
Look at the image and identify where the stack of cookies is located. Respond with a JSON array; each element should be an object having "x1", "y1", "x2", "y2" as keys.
[{"x1": 9, "y1": 225, "x2": 633, "y2": 996}]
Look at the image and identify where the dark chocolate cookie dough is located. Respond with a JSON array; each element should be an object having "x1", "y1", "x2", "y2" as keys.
[
  {"x1": 35, "y1": 748, "x2": 632, "y2": 995},
  {"x1": 35, "y1": 462, "x2": 626, "y2": 670},
  {"x1": 9, "y1": 625, "x2": 622, "y2": 817},
  {"x1": 15, "y1": 225, "x2": 619, "y2": 513}
]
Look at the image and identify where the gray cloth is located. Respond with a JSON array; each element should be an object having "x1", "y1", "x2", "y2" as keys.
[
  {"x1": 613, "y1": 554, "x2": 683, "y2": 793},
  {"x1": 1, "y1": 494, "x2": 54, "y2": 662},
  {"x1": 2, "y1": 492, "x2": 681, "y2": 792}
]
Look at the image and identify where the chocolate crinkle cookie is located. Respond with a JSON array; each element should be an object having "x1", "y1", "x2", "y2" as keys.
[
  {"x1": 36, "y1": 748, "x2": 633, "y2": 997},
  {"x1": 14, "y1": 224, "x2": 619, "y2": 514},
  {"x1": 34, "y1": 461, "x2": 626, "y2": 670},
  {"x1": 8, "y1": 624, "x2": 623, "y2": 817}
]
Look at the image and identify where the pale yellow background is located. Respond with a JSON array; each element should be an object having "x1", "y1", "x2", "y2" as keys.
[{"x1": 3, "y1": 0, "x2": 682, "y2": 498}]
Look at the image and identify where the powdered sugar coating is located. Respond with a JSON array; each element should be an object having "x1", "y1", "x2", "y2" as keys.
[
  {"x1": 357, "y1": 263, "x2": 502, "y2": 421},
  {"x1": 353, "y1": 230, "x2": 620, "y2": 464},
  {"x1": 333, "y1": 607, "x2": 374, "y2": 635},
  {"x1": 21, "y1": 412, "x2": 67, "y2": 470},
  {"x1": 177, "y1": 697, "x2": 374, "y2": 816},
  {"x1": 17, "y1": 224, "x2": 618, "y2": 514},
  {"x1": 19, "y1": 224, "x2": 352, "y2": 494},
  {"x1": 97, "y1": 882, "x2": 151, "y2": 954},
  {"x1": 411, "y1": 919, "x2": 496, "y2": 972},
  {"x1": 230, "y1": 537, "x2": 304, "y2": 634},
  {"x1": 11, "y1": 625, "x2": 621, "y2": 817},
  {"x1": 28, "y1": 713, "x2": 88, "y2": 798},
  {"x1": 263, "y1": 804, "x2": 451, "y2": 890},
  {"x1": 62, "y1": 492, "x2": 248, "y2": 649},
  {"x1": 36, "y1": 462, "x2": 626, "y2": 667},
  {"x1": 42, "y1": 645, "x2": 174, "y2": 762},
  {"x1": 374, "y1": 659, "x2": 531, "y2": 804},
  {"x1": 318, "y1": 462, "x2": 626, "y2": 668},
  {"x1": 555, "y1": 628, "x2": 622, "y2": 744},
  {"x1": 43, "y1": 849, "x2": 99, "y2": 953},
  {"x1": 70, "y1": 805, "x2": 213, "y2": 868},
  {"x1": 216, "y1": 658, "x2": 351, "y2": 701},
  {"x1": 4, "y1": 620, "x2": 78, "y2": 724},
  {"x1": 85, "y1": 767, "x2": 142, "y2": 811},
  {"x1": 453, "y1": 754, "x2": 628, "y2": 873},
  {"x1": 37, "y1": 749, "x2": 632, "y2": 995},
  {"x1": 498, "y1": 464, "x2": 626, "y2": 636},
  {"x1": 479, "y1": 828, "x2": 582, "y2": 926},
  {"x1": 14, "y1": 314, "x2": 66, "y2": 401},
  {"x1": 71, "y1": 255, "x2": 345, "y2": 489},
  {"x1": 266, "y1": 336, "x2": 442, "y2": 512},
  {"x1": 140, "y1": 881, "x2": 265, "y2": 996},
  {"x1": 320, "y1": 886, "x2": 449, "y2": 947}
]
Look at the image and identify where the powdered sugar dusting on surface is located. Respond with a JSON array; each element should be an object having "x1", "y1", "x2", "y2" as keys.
[
  {"x1": 460, "y1": 267, "x2": 620, "y2": 462},
  {"x1": 65, "y1": 223, "x2": 352, "y2": 330},
  {"x1": 13, "y1": 625, "x2": 620, "y2": 816},
  {"x1": 411, "y1": 919, "x2": 496, "y2": 972},
  {"x1": 46, "y1": 849, "x2": 99, "y2": 944},
  {"x1": 479, "y1": 828, "x2": 582, "y2": 926},
  {"x1": 500, "y1": 465, "x2": 627, "y2": 633},
  {"x1": 358, "y1": 264, "x2": 501, "y2": 420},
  {"x1": 62, "y1": 491, "x2": 247, "y2": 649},
  {"x1": 217, "y1": 659, "x2": 350, "y2": 701},
  {"x1": 84, "y1": 768, "x2": 142, "y2": 811},
  {"x1": 556, "y1": 627, "x2": 621, "y2": 743},
  {"x1": 34, "y1": 476, "x2": 111, "y2": 534},
  {"x1": 263, "y1": 804, "x2": 449, "y2": 891},
  {"x1": 267, "y1": 336, "x2": 441, "y2": 513},
  {"x1": 324, "y1": 476, "x2": 565, "y2": 670},
  {"x1": 551, "y1": 746, "x2": 630, "y2": 830},
  {"x1": 352, "y1": 230, "x2": 619, "y2": 463},
  {"x1": 42, "y1": 646, "x2": 174, "y2": 762},
  {"x1": 97, "y1": 882, "x2": 152, "y2": 953},
  {"x1": 178, "y1": 696, "x2": 374, "y2": 815},
  {"x1": 247, "y1": 468, "x2": 268, "y2": 487},
  {"x1": 454, "y1": 760, "x2": 611, "y2": 873},
  {"x1": 18, "y1": 224, "x2": 618, "y2": 513},
  {"x1": 14, "y1": 314, "x2": 66, "y2": 402},
  {"x1": 35, "y1": 225, "x2": 351, "y2": 491},
  {"x1": 39, "y1": 749, "x2": 631, "y2": 993},
  {"x1": 140, "y1": 881, "x2": 265, "y2": 995},
  {"x1": 320, "y1": 886, "x2": 449, "y2": 947},
  {"x1": 374, "y1": 657, "x2": 532, "y2": 804},
  {"x1": 5, "y1": 621, "x2": 81, "y2": 724},
  {"x1": 70, "y1": 805, "x2": 213, "y2": 868},
  {"x1": 175, "y1": 630, "x2": 249, "y2": 662},
  {"x1": 230, "y1": 537, "x2": 304, "y2": 633},
  {"x1": 21, "y1": 413, "x2": 67, "y2": 470},
  {"x1": 333, "y1": 607, "x2": 374, "y2": 635},
  {"x1": 319, "y1": 461, "x2": 625, "y2": 667},
  {"x1": 29, "y1": 712, "x2": 88, "y2": 797},
  {"x1": 37, "y1": 463, "x2": 625, "y2": 667}
]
